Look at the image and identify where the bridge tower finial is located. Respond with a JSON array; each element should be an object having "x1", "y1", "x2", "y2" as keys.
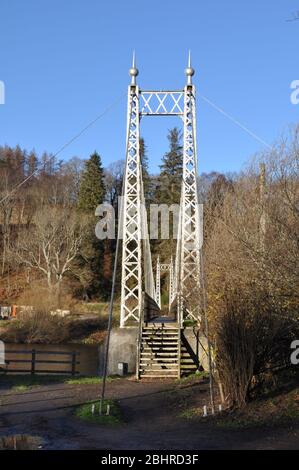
[
  {"x1": 185, "y1": 50, "x2": 195, "y2": 85},
  {"x1": 129, "y1": 50, "x2": 139, "y2": 85}
]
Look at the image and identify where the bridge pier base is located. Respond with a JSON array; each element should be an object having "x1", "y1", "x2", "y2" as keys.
[
  {"x1": 181, "y1": 328, "x2": 210, "y2": 374},
  {"x1": 99, "y1": 326, "x2": 209, "y2": 378},
  {"x1": 99, "y1": 327, "x2": 138, "y2": 377}
]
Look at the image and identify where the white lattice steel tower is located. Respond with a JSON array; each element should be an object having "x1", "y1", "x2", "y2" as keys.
[
  {"x1": 120, "y1": 54, "x2": 143, "y2": 327},
  {"x1": 120, "y1": 53, "x2": 201, "y2": 328},
  {"x1": 176, "y1": 52, "x2": 201, "y2": 322}
]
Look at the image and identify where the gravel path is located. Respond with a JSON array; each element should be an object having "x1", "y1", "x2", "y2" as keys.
[{"x1": 0, "y1": 377, "x2": 298, "y2": 450}]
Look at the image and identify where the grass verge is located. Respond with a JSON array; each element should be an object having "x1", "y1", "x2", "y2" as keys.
[
  {"x1": 75, "y1": 399, "x2": 122, "y2": 425},
  {"x1": 178, "y1": 388, "x2": 299, "y2": 430},
  {"x1": 0, "y1": 374, "x2": 115, "y2": 391},
  {"x1": 216, "y1": 388, "x2": 299, "y2": 429},
  {"x1": 177, "y1": 371, "x2": 209, "y2": 384}
]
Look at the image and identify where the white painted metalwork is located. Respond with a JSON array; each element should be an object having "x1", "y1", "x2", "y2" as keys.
[
  {"x1": 140, "y1": 91, "x2": 184, "y2": 116},
  {"x1": 120, "y1": 53, "x2": 201, "y2": 327},
  {"x1": 169, "y1": 256, "x2": 175, "y2": 308},
  {"x1": 155, "y1": 256, "x2": 175, "y2": 313},
  {"x1": 120, "y1": 57, "x2": 143, "y2": 327},
  {"x1": 177, "y1": 59, "x2": 201, "y2": 321},
  {"x1": 141, "y1": 176, "x2": 156, "y2": 301},
  {"x1": 155, "y1": 256, "x2": 161, "y2": 309}
]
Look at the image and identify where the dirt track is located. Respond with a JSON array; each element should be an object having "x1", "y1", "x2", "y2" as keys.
[{"x1": 0, "y1": 377, "x2": 298, "y2": 450}]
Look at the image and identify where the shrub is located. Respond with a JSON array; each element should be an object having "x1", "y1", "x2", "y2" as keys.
[
  {"x1": 2, "y1": 311, "x2": 69, "y2": 344},
  {"x1": 215, "y1": 289, "x2": 297, "y2": 408}
]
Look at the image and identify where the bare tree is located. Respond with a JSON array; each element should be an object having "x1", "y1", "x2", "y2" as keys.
[
  {"x1": 60, "y1": 157, "x2": 85, "y2": 205},
  {"x1": 0, "y1": 146, "x2": 26, "y2": 276},
  {"x1": 14, "y1": 207, "x2": 88, "y2": 295},
  {"x1": 204, "y1": 126, "x2": 299, "y2": 407},
  {"x1": 104, "y1": 159, "x2": 124, "y2": 208}
]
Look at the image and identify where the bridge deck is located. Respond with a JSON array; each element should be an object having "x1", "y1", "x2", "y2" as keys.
[{"x1": 146, "y1": 316, "x2": 177, "y2": 324}]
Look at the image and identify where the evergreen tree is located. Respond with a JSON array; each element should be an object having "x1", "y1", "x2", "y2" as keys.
[
  {"x1": 140, "y1": 137, "x2": 152, "y2": 204},
  {"x1": 156, "y1": 127, "x2": 183, "y2": 205},
  {"x1": 140, "y1": 137, "x2": 149, "y2": 177},
  {"x1": 76, "y1": 152, "x2": 106, "y2": 299},
  {"x1": 78, "y1": 152, "x2": 105, "y2": 212},
  {"x1": 27, "y1": 151, "x2": 38, "y2": 176},
  {"x1": 152, "y1": 128, "x2": 183, "y2": 267}
]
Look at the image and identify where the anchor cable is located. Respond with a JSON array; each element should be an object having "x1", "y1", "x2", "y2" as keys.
[
  {"x1": 99, "y1": 91, "x2": 134, "y2": 411},
  {"x1": 0, "y1": 93, "x2": 126, "y2": 205}
]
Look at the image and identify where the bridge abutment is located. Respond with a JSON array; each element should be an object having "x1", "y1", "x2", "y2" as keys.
[
  {"x1": 99, "y1": 325, "x2": 209, "y2": 378},
  {"x1": 99, "y1": 327, "x2": 138, "y2": 376}
]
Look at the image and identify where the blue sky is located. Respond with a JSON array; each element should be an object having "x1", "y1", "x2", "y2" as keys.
[{"x1": 0, "y1": 0, "x2": 298, "y2": 174}]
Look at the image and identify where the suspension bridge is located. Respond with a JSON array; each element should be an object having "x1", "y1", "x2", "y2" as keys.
[{"x1": 105, "y1": 53, "x2": 205, "y2": 380}]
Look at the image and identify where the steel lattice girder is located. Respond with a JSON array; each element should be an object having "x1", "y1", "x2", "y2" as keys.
[
  {"x1": 140, "y1": 91, "x2": 184, "y2": 116},
  {"x1": 178, "y1": 85, "x2": 201, "y2": 321},
  {"x1": 120, "y1": 86, "x2": 143, "y2": 327},
  {"x1": 120, "y1": 78, "x2": 201, "y2": 326}
]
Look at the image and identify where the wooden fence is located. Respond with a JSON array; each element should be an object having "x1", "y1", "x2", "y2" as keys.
[{"x1": 1, "y1": 349, "x2": 80, "y2": 375}]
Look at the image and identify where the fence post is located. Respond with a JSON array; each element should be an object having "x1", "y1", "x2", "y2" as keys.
[
  {"x1": 71, "y1": 352, "x2": 76, "y2": 376},
  {"x1": 31, "y1": 349, "x2": 36, "y2": 375}
]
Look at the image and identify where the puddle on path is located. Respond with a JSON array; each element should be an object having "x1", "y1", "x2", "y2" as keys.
[{"x1": 0, "y1": 434, "x2": 44, "y2": 450}]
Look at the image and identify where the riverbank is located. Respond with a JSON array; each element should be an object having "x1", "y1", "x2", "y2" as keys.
[{"x1": 0, "y1": 311, "x2": 109, "y2": 345}]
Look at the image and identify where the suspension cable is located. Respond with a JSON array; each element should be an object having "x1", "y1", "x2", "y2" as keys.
[
  {"x1": 99, "y1": 215, "x2": 122, "y2": 414},
  {"x1": 99, "y1": 90, "x2": 133, "y2": 412},
  {"x1": 0, "y1": 93, "x2": 126, "y2": 205}
]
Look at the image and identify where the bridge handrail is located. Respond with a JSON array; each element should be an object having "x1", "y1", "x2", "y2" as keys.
[
  {"x1": 136, "y1": 294, "x2": 145, "y2": 380},
  {"x1": 143, "y1": 292, "x2": 160, "y2": 323}
]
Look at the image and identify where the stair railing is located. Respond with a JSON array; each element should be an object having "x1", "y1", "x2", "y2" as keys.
[
  {"x1": 177, "y1": 323, "x2": 181, "y2": 379},
  {"x1": 136, "y1": 292, "x2": 145, "y2": 380}
]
